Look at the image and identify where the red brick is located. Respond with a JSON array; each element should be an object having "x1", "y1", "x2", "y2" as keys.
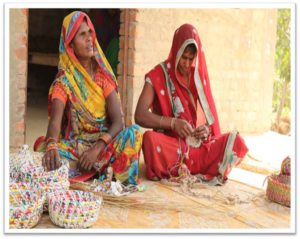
[
  {"x1": 18, "y1": 62, "x2": 27, "y2": 75},
  {"x1": 127, "y1": 62, "x2": 135, "y2": 76},
  {"x1": 128, "y1": 50, "x2": 136, "y2": 63},
  {"x1": 120, "y1": 23, "x2": 138, "y2": 37},
  {"x1": 129, "y1": 37, "x2": 135, "y2": 50},
  {"x1": 16, "y1": 105, "x2": 25, "y2": 118},
  {"x1": 117, "y1": 63, "x2": 123, "y2": 75},
  {"x1": 119, "y1": 24, "x2": 125, "y2": 35},
  {"x1": 118, "y1": 49, "x2": 136, "y2": 62},
  {"x1": 17, "y1": 89, "x2": 26, "y2": 104},
  {"x1": 119, "y1": 36, "x2": 124, "y2": 49},
  {"x1": 117, "y1": 76, "x2": 123, "y2": 88},
  {"x1": 17, "y1": 18, "x2": 28, "y2": 33},
  {"x1": 18, "y1": 34, "x2": 27, "y2": 45},
  {"x1": 21, "y1": 9, "x2": 28, "y2": 17},
  {"x1": 14, "y1": 47, "x2": 27, "y2": 61},
  {"x1": 120, "y1": 11, "x2": 125, "y2": 23},
  {"x1": 118, "y1": 49, "x2": 124, "y2": 62},
  {"x1": 12, "y1": 135, "x2": 25, "y2": 147},
  {"x1": 15, "y1": 122, "x2": 25, "y2": 133},
  {"x1": 129, "y1": 11, "x2": 138, "y2": 22},
  {"x1": 129, "y1": 23, "x2": 138, "y2": 36},
  {"x1": 17, "y1": 75, "x2": 27, "y2": 89},
  {"x1": 119, "y1": 36, "x2": 135, "y2": 50}
]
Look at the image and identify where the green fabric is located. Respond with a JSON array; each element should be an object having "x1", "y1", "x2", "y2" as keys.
[{"x1": 104, "y1": 37, "x2": 119, "y2": 77}]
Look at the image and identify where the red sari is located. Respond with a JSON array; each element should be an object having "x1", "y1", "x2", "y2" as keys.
[{"x1": 142, "y1": 24, "x2": 248, "y2": 185}]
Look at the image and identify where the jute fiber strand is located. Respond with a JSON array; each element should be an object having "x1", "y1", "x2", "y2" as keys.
[{"x1": 70, "y1": 179, "x2": 269, "y2": 229}]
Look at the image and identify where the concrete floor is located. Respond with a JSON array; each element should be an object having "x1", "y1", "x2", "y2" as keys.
[{"x1": 25, "y1": 94, "x2": 48, "y2": 150}]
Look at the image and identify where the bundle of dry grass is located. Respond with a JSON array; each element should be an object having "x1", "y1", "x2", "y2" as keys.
[
  {"x1": 271, "y1": 115, "x2": 291, "y2": 135},
  {"x1": 69, "y1": 179, "x2": 270, "y2": 229}
]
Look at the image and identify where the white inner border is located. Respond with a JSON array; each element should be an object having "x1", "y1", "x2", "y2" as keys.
[{"x1": 3, "y1": 0, "x2": 296, "y2": 235}]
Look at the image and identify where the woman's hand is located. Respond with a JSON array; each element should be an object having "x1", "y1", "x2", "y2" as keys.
[
  {"x1": 42, "y1": 150, "x2": 60, "y2": 171},
  {"x1": 78, "y1": 141, "x2": 106, "y2": 174},
  {"x1": 173, "y1": 119, "x2": 194, "y2": 138},
  {"x1": 192, "y1": 125, "x2": 209, "y2": 141}
]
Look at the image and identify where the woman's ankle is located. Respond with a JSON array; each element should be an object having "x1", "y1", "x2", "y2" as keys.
[{"x1": 151, "y1": 176, "x2": 161, "y2": 181}]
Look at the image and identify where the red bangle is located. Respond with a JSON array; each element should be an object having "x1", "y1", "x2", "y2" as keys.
[
  {"x1": 99, "y1": 133, "x2": 112, "y2": 145},
  {"x1": 46, "y1": 137, "x2": 58, "y2": 145}
]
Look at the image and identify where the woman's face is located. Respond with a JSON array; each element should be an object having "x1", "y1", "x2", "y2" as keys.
[
  {"x1": 177, "y1": 48, "x2": 196, "y2": 76},
  {"x1": 69, "y1": 20, "x2": 94, "y2": 60}
]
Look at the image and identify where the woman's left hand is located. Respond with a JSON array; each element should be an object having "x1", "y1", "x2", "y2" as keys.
[
  {"x1": 78, "y1": 141, "x2": 106, "y2": 174},
  {"x1": 192, "y1": 125, "x2": 209, "y2": 141}
]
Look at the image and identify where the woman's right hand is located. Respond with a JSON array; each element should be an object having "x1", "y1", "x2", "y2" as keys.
[
  {"x1": 173, "y1": 119, "x2": 194, "y2": 138},
  {"x1": 42, "y1": 149, "x2": 61, "y2": 171}
]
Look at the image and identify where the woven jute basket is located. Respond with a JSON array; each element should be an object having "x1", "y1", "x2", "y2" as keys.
[
  {"x1": 38, "y1": 181, "x2": 70, "y2": 211},
  {"x1": 20, "y1": 160, "x2": 69, "y2": 185},
  {"x1": 19, "y1": 159, "x2": 70, "y2": 211},
  {"x1": 266, "y1": 174, "x2": 290, "y2": 207},
  {"x1": 48, "y1": 190, "x2": 102, "y2": 229},
  {"x1": 9, "y1": 189, "x2": 45, "y2": 229}
]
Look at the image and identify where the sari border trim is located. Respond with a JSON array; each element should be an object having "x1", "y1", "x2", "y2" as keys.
[
  {"x1": 160, "y1": 62, "x2": 176, "y2": 117},
  {"x1": 219, "y1": 130, "x2": 238, "y2": 176},
  {"x1": 194, "y1": 130, "x2": 238, "y2": 186},
  {"x1": 175, "y1": 38, "x2": 215, "y2": 126}
]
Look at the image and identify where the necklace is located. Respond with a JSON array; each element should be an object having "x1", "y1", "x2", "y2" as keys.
[{"x1": 90, "y1": 60, "x2": 94, "y2": 80}]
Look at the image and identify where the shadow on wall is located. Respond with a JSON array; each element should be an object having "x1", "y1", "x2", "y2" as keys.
[{"x1": 27, "y1": 64, "x2": 58, "y2": 97}]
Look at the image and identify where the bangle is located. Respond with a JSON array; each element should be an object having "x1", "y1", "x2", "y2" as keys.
[
  {"x1": 171, "y1": 118, "x2": 177, "y2": 131},
  {"x1": 46, "y1": 144, "x2": 58, "y2": 153},
  {"x1": 46, "y1": 137, "x2": 58, "y2": 146},
  {"x1": 47, "y1": 141, "x2": 57, "y2": 147},
  {"x1": 159, "y1": 116, "x2": 164, "y2": 129},
  {"x1": 99, "y1": 133, "x2": 112, "y2": 145}
]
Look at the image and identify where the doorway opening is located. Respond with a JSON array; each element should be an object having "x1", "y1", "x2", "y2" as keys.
[{"x1": 26, "y1": 9, "x2": 121, "y2": 149}]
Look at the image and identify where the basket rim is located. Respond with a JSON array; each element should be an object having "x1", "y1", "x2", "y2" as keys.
[
  {"x1": 48, "y1": 190, "x2": 102, "y2": 204},
  {"x1": 268, "y1": 174, "x2": 291, "y2": 187}
]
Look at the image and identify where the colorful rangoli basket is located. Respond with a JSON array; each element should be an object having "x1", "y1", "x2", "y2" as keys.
[
  {"x1": 266, "y1": 174, "x2": 290, "y2": 207},
  {"x1": 39, "y1": 181, "x2": 70, "y2": 211},
  {"x1": 9, "y1": 189, "x2": 45, "y2": 229},
  {"x1": 48, "y1": 190, "x2": 102, "y2": 229},
  {"x1": 19, "y1": 159, "x2": 69, "y2": 185}
]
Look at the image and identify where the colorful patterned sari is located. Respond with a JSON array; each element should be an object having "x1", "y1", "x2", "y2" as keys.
[
  {"x1": 34, "y1": 11, "x2": 142, "y2": 185},
  {"x1": 143, "y1": 24, "x2": 248, "y2": 185}
]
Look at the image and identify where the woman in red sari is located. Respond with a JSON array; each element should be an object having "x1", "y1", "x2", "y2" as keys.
[{"x1": 135, "y1": 24, "x2": 248, "y2": 185}]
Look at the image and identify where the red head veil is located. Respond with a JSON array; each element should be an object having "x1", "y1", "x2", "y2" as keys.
[{"x1": 166, "y1": 24, "x2": 221, "y2": 136}]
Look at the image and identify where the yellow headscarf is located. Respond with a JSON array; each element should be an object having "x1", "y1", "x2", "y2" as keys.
[{"x1": 53, "y1": 11, "x2": 121, "y2": 121}]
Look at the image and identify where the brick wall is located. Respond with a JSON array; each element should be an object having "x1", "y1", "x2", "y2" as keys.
[
  {"x1": 9, "y1": 8, "x2": 29, "y2": 150},
  {"x1": 118, "y1": 8, "x2": 278, "y2": 135}
]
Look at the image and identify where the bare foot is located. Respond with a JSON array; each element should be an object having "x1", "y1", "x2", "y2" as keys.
[
  {"x1": 106, "y1": 166, "x2": 113, "y2": 183},
  {"x1": 101, "y1": 166, "x2": 114, "y2": 183},
  {"x1": 151, "y1": 176, "x2": 161, "y2": 181}
]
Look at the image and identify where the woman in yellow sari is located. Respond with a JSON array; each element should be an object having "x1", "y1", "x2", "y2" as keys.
[{"x1": 34, "y1": 11, "x2": 142, "y2": 185}]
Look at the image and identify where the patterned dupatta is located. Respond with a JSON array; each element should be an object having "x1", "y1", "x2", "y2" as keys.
[
  {"x1": 146, "y1": 23, "x2": 221, "y2": 136},
  {"x1": 48, "y1": 11, "x2": 123, "y2": 145}
]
